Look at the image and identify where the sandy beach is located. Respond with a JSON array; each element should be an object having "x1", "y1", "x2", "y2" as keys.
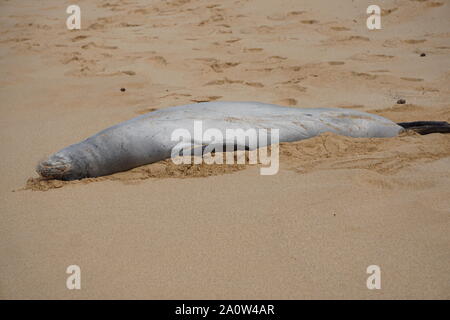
[{"x1": 0, "y1": 0, "x2": 449, "y2": 299}]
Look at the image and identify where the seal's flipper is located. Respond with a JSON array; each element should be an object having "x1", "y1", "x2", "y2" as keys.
[{"x1": 397, "y1": 121, "x2": 450, "y2": 135}]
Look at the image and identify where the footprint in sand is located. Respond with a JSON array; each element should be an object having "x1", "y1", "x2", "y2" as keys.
[
  {"x1": 330, "y1": 26, "x2": 350, "y2": 31},
  {"x1": 255, "y1": 25, "x2": 275, "y2": 34},
  {"x1": 99, "y1": 2, "x2": 119, "y2": 9},
  {"x1": 87, "y1": 17, "x2": 115, "y2": 30},
  {"x1": 244, "y1": 67, "x2": 274, "y2": 72},
  {"x1": 171, "y1": 0, "x2": 193, "y2": 7},
  {"x1": 119, "y1": 22, "x2": 141, "y2": 28},
  {"x1": 288, "y1": 11, "x2": 305, "y2": 16},
  {"x1": 243, "y1": 48, "x2": 263, "y2": 53},
  {"x1": 343, "y1": 36, "x2": 370, "y2": 42},
  {"x1": 365, "y1": 177, "x2": 436, "y2": 191},
  {"x1": 81, "y1": 42, "x2": 118, "y2": 50},
  {"x1": 61, "y1": 55, "x2": 83, "y2": 65},
  {"x1": 370, "y1": 104, "x2": 425, "y2": 114},
  {"x1": 148, "y1": 56, "x2": 167, "y2": 65},
  {"x1": 276, "y1": 82, "x2": 307, "y2": 92},
  {"x1": 400, "y1": 77, "x2": 424, "y2": 82},
  {"x1": 267, "y1": 14, "x2": 286, "y2": 21},
  {"x1": 414, "y1": 86, "x2": 439, "y2": 93},
  {"x1": 198, "y1": 14, "x2": 225, "y2": 26},
  {"x1": 87, "y1": 23, "x2": 104, "y2": 30},
  {"x1": 277, "y1": 98, "x2": 297, "y2": 106},
  {"x1": 71, "y1": 35, "x2": 89, "y2": 42},
  {"x1": 278, "y1": 77, "x2": 307, "y2": 85},
  {"x1": 267, "y1": 11, "x2": 304, "y2": 21},
  {"x1": 206, "y1": 4, "x2": 221, "y2": 9},
  {"x1": 350, "y1": 53, "x2": 395, "y2": 61},
  {"x1": 328, "y1": 61, "x2": 345, "y2": 65},
  {"x1": 205, "y1": 78, "x2": 243, "y2": 86},
  {"x1": 160, "y1": 93, "x2": 192, "y2": 99},
  {"x1": 218, "y1": 29, "x2": 232, "y2": 34},
  {"x1": 194, "y1": 57, "x2": 217, "y2": 63},
  {"x1": 225, "y1": 38, "x2": 241, "y2": 43},
  {"x1": 245, "y1": 82, "x2": 264, "y2": 88},
  {"x1": 190, "y1": 96, "x2": 223, "y2": 103},
  {"x1": 403, "y1": 39, "x2": 426, "y2": 44},
  {"x1": 288, "y1": 66, "x2": 302, "y2": 71},
  {"x1": 266, "y1": 56, "x2": 287, "y2": 63},
  {"x1": 135, "y1": 108, "x2": 158, "y2": 115},
  {"x1": 133, "y1": 8, "x2": 152, "y2": 14},
  {"x1": 338, "y1": 104, "x2": 365, "y2": 109},
  {"x1": 210, "y1": 62, "x2": 240, "y2": 73},
  {"x1": 381, "y1": 8, "x2": 398, "y2": 15},
  {"x1": 301, "y1": 20, "x2": 319, "y2": 24},
  {"x1": 426, "y1": 2, "x2": 444, "y2": 8},
  {"x1": 204, "y1": 78, "x2": 264, "y2": 88},
  {"x1": 352, "y1": 72, "x2": 377, "y2": 80}
]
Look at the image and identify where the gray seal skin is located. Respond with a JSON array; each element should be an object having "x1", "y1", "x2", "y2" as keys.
[{"x1": 37, "y1": 101, "x2": 402, "y2": 180}]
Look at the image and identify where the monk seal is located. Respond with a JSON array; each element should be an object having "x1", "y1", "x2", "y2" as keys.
[{"x1": 36, "y1": 101, "x2": 449, "y2": 180}]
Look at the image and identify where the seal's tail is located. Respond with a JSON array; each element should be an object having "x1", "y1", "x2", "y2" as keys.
[{"x1": 397, "y1": 121, "x2": 450, "y2": 135}]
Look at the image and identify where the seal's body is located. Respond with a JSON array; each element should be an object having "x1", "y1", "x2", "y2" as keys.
[{"x1": 37, "y1": 101, "x2": 402, "y2": 180}]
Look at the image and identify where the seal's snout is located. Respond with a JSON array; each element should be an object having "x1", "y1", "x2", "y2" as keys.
[{"x1": 36, "y1": 155, "x2": 72, "y2": 180}]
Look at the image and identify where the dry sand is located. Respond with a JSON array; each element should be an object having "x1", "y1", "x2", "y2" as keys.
[{"x1": 1, "y1": 0, "x2": 449, "y2": 299}]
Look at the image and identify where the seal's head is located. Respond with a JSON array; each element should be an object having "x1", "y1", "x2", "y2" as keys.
[{"x1": 36, "y1": 153, "x2": 87, "y2": 180}]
